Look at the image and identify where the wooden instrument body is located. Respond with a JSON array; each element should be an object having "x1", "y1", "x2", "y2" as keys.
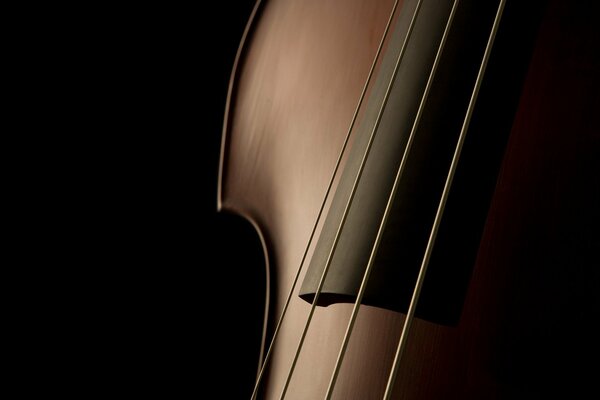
[{"x1": 218, "y1": 0, "x2": 599, "y2": 398}]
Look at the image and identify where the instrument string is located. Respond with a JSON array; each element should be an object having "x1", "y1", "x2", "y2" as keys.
[
  {"x1": 277, "y1": 1, "x2": 424, "y2": 398},
  {"x1": 382, "y1": 1, "x2": 506, "y2": 398},
  {"x1": 323, "y1": 0, "x2": 459, "y2": 397},
  {"x1": 249, "y1": 1, "x2": 401, "y2": 398}
]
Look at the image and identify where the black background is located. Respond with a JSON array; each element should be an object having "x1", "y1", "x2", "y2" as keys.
[
  {"x1": 61, "y1": 2, "x2": 265, "y2": 397},
  {"x1": 136, "y1": 3, "x2": 263, "y2": 397}
]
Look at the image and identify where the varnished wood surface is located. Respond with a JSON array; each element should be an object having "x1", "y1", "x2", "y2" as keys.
[
  {"x1": 219, "y1": 0, "x2": 396, "y2": 313},
  {"x1": 219, "y1": 0, "x2": 403, "y2": 397},
  {"x1": 219, "y1": 0, "x2": 599, "y2": 398}
]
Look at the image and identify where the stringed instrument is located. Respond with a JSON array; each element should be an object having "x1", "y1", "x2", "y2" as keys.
[{"x1": 218, "y1": 0, "x2": 599, "y2": 398}]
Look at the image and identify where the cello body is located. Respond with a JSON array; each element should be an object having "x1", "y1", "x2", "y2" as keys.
[{"x1": 218, "y1": 0, "x2": 599, "y2": 398}]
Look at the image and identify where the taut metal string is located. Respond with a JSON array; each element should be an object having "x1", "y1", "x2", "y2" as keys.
[
  {"x1": 278, "y1": 1, "x2": 424, "y2": 398},
  {"x1": 382, "y1": 1, "x2": 506, "y2": 398},
  {"x1": 324, "y1": 0, "x2": 459, "y2": 397},
  {"x1": 249, "y1": 1, "x2": 401, "y2": 398}
]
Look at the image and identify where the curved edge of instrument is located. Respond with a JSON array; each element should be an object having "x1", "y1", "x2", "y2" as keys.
[
  {"x1": 216, "y1": 0, "x2": 271, "y2": 378},
  {"x1": 217, "y1": 0, "x2": 263, "y2": 212},
  {"x1": 228, "y1": 210, "x2": 272, "y2": 380}
]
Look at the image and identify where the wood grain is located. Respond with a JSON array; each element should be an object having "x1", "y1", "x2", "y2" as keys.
[{"x1": 219, "y1": 0, "x2": 599, "y2": 398}]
